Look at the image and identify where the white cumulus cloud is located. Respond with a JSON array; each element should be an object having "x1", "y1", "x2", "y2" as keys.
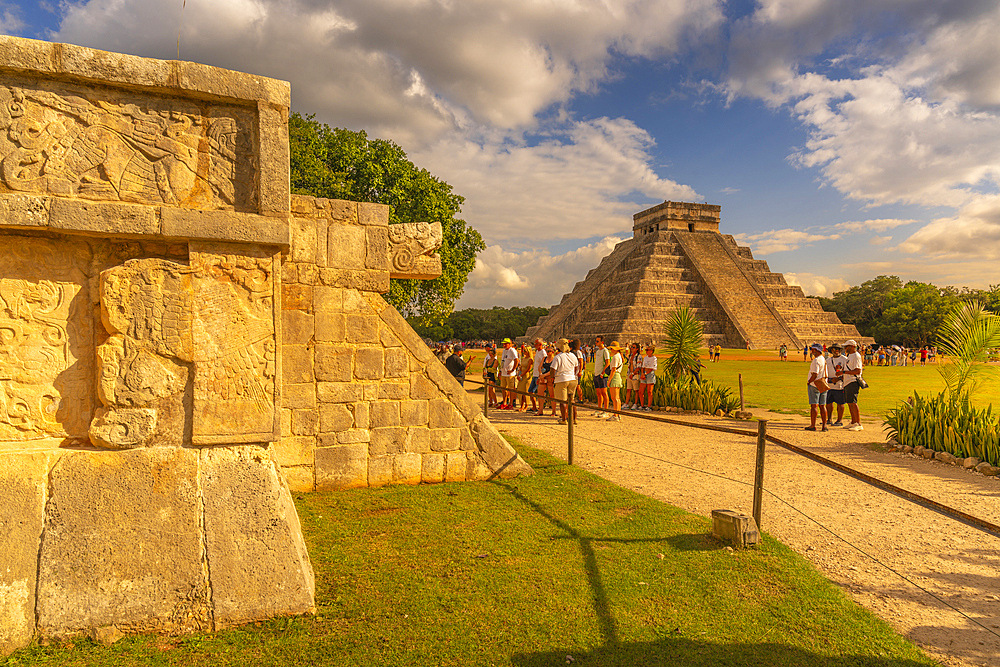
[
  {"x1": 784, "y1": 272, "x2": 850, "y2": 297},
  {"x1": 733, "y1": 228, "x2": 840, "y2": 255}
]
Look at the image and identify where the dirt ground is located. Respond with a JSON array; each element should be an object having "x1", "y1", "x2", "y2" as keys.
[{"x1": 477, "y1": 391, "x2": 1000, "y2": 667}]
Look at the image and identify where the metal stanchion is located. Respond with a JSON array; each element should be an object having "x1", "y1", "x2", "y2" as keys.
[{"x1": 752, "y1": 419, "x2": 767, "y2": 530}]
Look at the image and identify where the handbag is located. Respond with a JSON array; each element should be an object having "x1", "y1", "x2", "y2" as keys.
[
  {"x1": 857, "y1": 376, "x2": 869, "y2": 390},
  {"x1": 812, "y1": 377, "x2": 830, "y2": 392}
]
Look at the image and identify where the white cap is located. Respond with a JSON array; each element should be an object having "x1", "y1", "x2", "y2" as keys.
[{"x1": 844, "y1": 339, "x2": 858, "y2": 347}]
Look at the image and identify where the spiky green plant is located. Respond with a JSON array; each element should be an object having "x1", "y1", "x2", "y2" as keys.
[
  {"x1": 661, "y1": 307, "x2": 704, "y2": 380},
  {"x1": 936, "y1": 300, "x2": 1000, "y2": 396}
]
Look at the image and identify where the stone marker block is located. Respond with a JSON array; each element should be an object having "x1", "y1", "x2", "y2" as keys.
[
  {"x1": 282, "y1": 310, "x2": 315, "y2": 345},
  {"x1": 0, "y1": 451, "x2": 50, "y2": 655},
  {"x1": 711, "y1": 509, "x2": 760, "y2": 548},
  {"x1": 36, "y1": 448, "x2": 210, "y2": 638},
  {"x1": 200, "y1": 446, "x2": 315, "y2": 626},
  {"x1": 316, "y1": 444, "x2": 368, "y2": 491}
]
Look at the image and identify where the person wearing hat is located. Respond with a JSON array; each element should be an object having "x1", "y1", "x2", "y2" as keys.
[
  {"x1": 593, "y1": 336, "x2": 611, "y2": 417},
  {"x1": 498, "y1": 338, "x2": 519, "y2": 410},
  {"x1": 824, "y1": 343, "x2": 848, "y2": 426},
  {"x1": 836, "y1": 340, "x2": 864, "y2": 431},
  {"x1": 516, "y1": 343, "x2": 533, "y2": 411},
  {"x1": 806, "y1": 343, "x2": 829, "y2": 431},
  {"x1": 445, "y1": 345, "x2": 473, "y2": 387},
  {"x1": 605, "y1": 342, "x2": 624, "y2": 421}
]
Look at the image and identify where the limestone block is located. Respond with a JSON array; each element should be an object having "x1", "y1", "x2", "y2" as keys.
[
  {"x1": 291, "y1": 214, "x2": 317, "y2": 264},
  {"x1": 364, "y1": 292, "x2": 389, "y2": 313},
  {"x1": 317, "y1": 382, "x2": 363, "y2": 404},
  {"x1": 370, "y1": 427, "x2": 407, "y2": 456},
  {"x1": 200, "y1": 446, "x2": 315, "y2": 626},
  {"x1": 363, "y1": 383, "x2": 379, "y2": 401},
  {"x1": 283, "y1": 383, "x2": 316, "y2": 410},
  {"x1": 338, "y1": 429, "x2": 371, "y2": 444},
  {"x1": 429, "y1": 398, "x2": 461, "y2": 429},
  {"x1": 358, "y1": 202, "x2": 390, "y2": 226},
  {"x1": 282, "y1": 284, "x2": 313, "y2": 311},
  {"x1": 36, "y1": 448, "x2": 210, "y2": 638},
  {"x1": 385, "y1": 347, "x2": 409, "y2": 379},
  {"x1": 272, "y1": 436, "x2": 315, "y2": 467},
  {"x1": 407, "y1": 427, "x2": 431, "y2": 453},
  {"x1": 400, "y1": 400, "x2": 429, "y2": 427},
  {"x1": 366, "y1": 226, "x2": 390, "y2": 271},
  {"x1": 431, "y1": 428, "x2": 461, "y2": 452},
  {"x1": 343, "y1": 289, "x2": 371, "y2": 313},
  {"x1": 282, "y1": 262, "x2": 298, "y2": 284},
  {"x1": 354, "y1": 348, "x2": 384, "y2": 380},
  {"x1": 387, "y1": 222, "x2": 443, "y2": 280},
  {"x1": 49, "y1": 198, "x2": 157, "y2": 236},
  {"x1": 291, "y1": 195, "x2": 317, "y2": 215},
  {"x1": 319, "y1": 403, "x2": 354, "y2": 433},
  {"x1": 460, "y1": 427, "x2": 476, "y2": 451},
  {"x1": 410, "y1": 374, "x2": 439, "y2": 400},
  {"x1": 0, "y1": 194, "x2": 48, "y2": 227},
  {"x1": 315, "y1": 311, "x2": 346, "y2": 342},
  {"x1": 291, "y1": 409, "x2": 318, "y2": 436},
  {"x1": 0, "y1": 35, "x2": 57, "y2": 73},
  {"x1": 0, "y1": 451, "x2": 49, "y2": 656},
  {"x1": 283, "y1": 345, "x2": 314, "y2": 384},
  {"x1": 315, "y1": 221, "x2": 328, "y2": 267},
  {"x1": 352, "y1": 402, "x2": 370, "y2": 429},
  {"x1": 88, "y1": 406, "x2": 157, "y2": 449},
  {"x1": 282, "y1": 310, "x2": 314, "y2": 345},
  {"x1": 256, "y1": 101, "x2": 291, "y2": 217},
  {"x1": 280, "y1": 408, "x2": 292, "y2": 437},
  {"x1": 175, "y1": 58, "x2": 291, "y2": 105},
  {"x1": 410, "y1": 355, "x2": 425, "y2": 372},
  {"x1": 466, "y1": 452, "x2": 491, "y2": 481},
  {"x1": 370, "y1": 401, "x2": 401, "y2": 428},
  {"x1": 445, "y1": 451, "x2": 467, "y2": 482},
  {"x1": 368, "y1": 456, "x2": 393, "y2": 487},
  {"x1": 393, "y1": 453, "x2": 422, "y2": 485},
  {"x1": 315, "y1": 445, "x2": 367, "y2": 491},
  {"x1": 380, "y1": 326, "x2": 402, "y2": 348},
  {"x1": 314, "y1": 286, "x2": 344, "y2": 313},
  {"x1": 422, "y1": 452, "x2": 445, "y2": 483},
  {"x1": 315, "y1": 345, "x2": 353, "y2": 382},
  {"x1": 425, "y1": 361, "x2": 482, "y2": 420},
  {"x1": 379, "y1": 382, "x2": 409, "y2": 400},
  {"x1": 280, "y1": 466, "x2": 315, "y2": 493},
  {"x1": 327, "y1": 199, "x2": 357, "y2": 224},
  {"x1": 297, "y1": 263, "x2": 319, "y2": 285},
  {"x1": 161, "y1": 209, "x2": 289, "y2": 247},
  {"x1": 318, "y1": 267, "x2": 389, "y2": 293},
  {"x1": 346, "y1": 314, "x2": 380, "y2": 343},
  {"x1": 470, "y1": 414, "x2": 532, "y2": 479},
  {"x1": 327, "y1": 224, "x2": 367, "y2": 270}
]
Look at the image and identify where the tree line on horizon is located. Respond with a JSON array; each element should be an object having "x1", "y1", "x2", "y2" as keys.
[
  {"x1": 814, "y1": 276, "x2": 1000, "y2": 347},
  {"x1": 407, "y1": 306, "x2": 550, "y2": 342}
]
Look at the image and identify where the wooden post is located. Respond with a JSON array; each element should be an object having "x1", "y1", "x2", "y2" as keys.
[
  {"x1": 567, "y1": 393, "x2": 575, "y2": 465},
  {"x1": 752, "y1": 419, "x2": 767, "y2": 531},
  {"x1": 739, "y1": 373, "x2": 745, "y2": 413}
]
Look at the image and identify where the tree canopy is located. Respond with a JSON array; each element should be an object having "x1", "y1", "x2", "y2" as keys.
[
  {"x1": 816, "y1": 276, "x2": 1000, "y2": 346},
  {"x1": 408, "y1": 306, "x2": 549, "y2": 342},
  {"x1": 288, "y1": 113, "x2": 485, "y2": 324}
]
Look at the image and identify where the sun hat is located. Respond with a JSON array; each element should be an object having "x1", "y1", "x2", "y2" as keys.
[
  {"x1": 844, "y1": 339, "x2": 858, "y2": 347},
  {"x1": 829, "y1": 342, "x2": 842, "y2": 350},
  {"x1": 810, "y1": 343, "x2": 824, "y2": 353},
  {"x1": 608, "y1": 341, "x2": 622, "y2": 351},
  {"x1": 502, "y1": 337, "x2": 512, "y2": 344}
]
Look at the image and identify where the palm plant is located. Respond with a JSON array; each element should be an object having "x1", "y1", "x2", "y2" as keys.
[
  {"x1": 936, "y1": 300, "x2": 1000, "y2": 396},
  {"x1": 661, "y1": 307, "x2": 704, "y2": 380}
]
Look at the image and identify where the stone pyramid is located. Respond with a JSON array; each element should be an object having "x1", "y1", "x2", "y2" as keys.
[{"x1": 521, "y1": 201, "x2": 870, "y2": 349}]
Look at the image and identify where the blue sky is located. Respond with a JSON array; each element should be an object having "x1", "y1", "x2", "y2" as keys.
[{"x1": 5, "y1": 0, "x2": 999, "y2": 308}]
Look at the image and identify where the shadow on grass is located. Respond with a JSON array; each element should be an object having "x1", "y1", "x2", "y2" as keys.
[{"x1": 511, "y1": 638, "x2": 931, "y2": 667}]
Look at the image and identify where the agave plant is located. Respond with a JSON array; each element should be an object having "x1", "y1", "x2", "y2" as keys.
[
  {"x1": 661, "y1": 307, "x2": 704, "y2": 381},
  {"x1": 936, "y1": 300, "x2": 1000, "y2": 397}
]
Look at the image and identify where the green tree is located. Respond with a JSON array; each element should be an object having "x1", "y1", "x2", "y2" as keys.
[
  {"x1": 870, "y1": 281, "x2": 958, "y2": 346},
  {"x1": 661, "y1": 307, "x2": 704, "y2": 380},
  {"x1": 936, "y1": 300, "x2": 1000, "y2": 396},
  {"x1": 410, "y1": 305, "x2": 549, "y2": 341},
  {"x1": 288, "y1": 113, "x2": 485, "y2": 324},
  {"x1": 818, "y1": 275, "x2": 903, "y2": 338}
]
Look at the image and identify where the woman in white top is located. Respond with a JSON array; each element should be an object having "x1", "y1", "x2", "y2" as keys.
[
  {"x1": 550, "y1": 338, "x2": 580, "y2": 425},
  {"x1": 806, "y1": 344, "x2": 829, "y2": 431},
  {"x1": 605, "y1": 342, "x2": 624, "y2": 421}
]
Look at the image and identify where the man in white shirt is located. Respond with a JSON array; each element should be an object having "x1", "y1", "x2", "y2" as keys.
[
  {"x1": 550, "y1": 338, "x2": 579, "y2": 425},
  {"x1": 824, "y1": 343, "x2": 847, "y2": 426},
  {"x1": 593, "y1": 336, "x2": 611, "y2": 417},
  {"x1": 838, "y1": 339, "x2": 864, "y2": 431},
  {"x1": 529, "y1": 338, "x2": 545, "y2": 412},
  {"x1": 806, "y1": 344, "x2": 828, "y2": 431},
  {"x1": 499, "y1": 337, "x2": 519, "y2": 410}
]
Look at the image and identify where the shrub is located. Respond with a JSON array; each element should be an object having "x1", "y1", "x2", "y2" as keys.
[
  {"x1": 884, "y1": 391, "x2": 1000, "y2": 466},
  {"x1": 580, "y1": 368, "x2": 739, "y2": 414}
]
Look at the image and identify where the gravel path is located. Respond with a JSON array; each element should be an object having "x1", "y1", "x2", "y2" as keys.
[{"x1": 479, "y1": 394, "x2": 1000, "y2": 667}]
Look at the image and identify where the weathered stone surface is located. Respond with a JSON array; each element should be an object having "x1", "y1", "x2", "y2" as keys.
[
  {"x1": 410, "y1": 374, "x2": 439, "y2": 400},
  {"x1": 0, "y1": 194, "x2": 48, "y2": 227},
  {"x1": 400, "y1": 400, "x2": 429, "y2": 427},
  {"x1": 976, "y1": 462, "x2": 1000, "y2": 476},
  {"x1": 422, "y1": 452, "x2": 445, "y2": 483},
  {"x1": 429, "y1": 399, "x2": 460, "y2": 429},
  {"x1": 379, "y1": 382, "x2": 409, "y2": 400},
  {"x1": 394, "y1": 453, "x2": 422, "y2": 485},
  {"x1": 963, "y1": 457, "x2": 981, "y2": 469},
  {"x1": 315, "y1": 311, "x2": 346, "y2": 342},
  {"x1": 358, "y1": 202, "x2": 389, "y2": 226},
  {"x1": 352, "y1": 402, "x2": 370, "y2": 429},
  {"x1": 50, "y1": 199, "x2": 157, "y2": 236},
  {"x1": 470, "y1": 414, "x2": 532, "y2": 478},
  {"x1": 934, "y1": 451, "x2": 957, "y2": 465},
  {"x1": 371, "y1": 401, "x2": 401, "y2": 428},
  {"x1": 0, "y1": 451, "x2": 49, "y2": 655},
  {"x1": 370, "y1": 427, "x2": 407, "y2": 456},
  {"x1": 368, "y1": 455, "x2": 393, "y2": 487},
  {"x1": 283, "y1": 345, "x2": 315, "y2": 384},
  {"x1": 387, "y1": 221, "x2": 443, "y2": 280},
  {"x1": 431, "y1": 428, "x2": 461, "y2": 452},
  {"x1": 380, "y1": 305, "x2": 435, "y2": 363},
  {"x1": 314, "y1": 286, "x2": 344, "y2": 313},
  {"x1": 327, "y1": 224, "x2": 367, "y2": 270},
  {"x1": 315, "y1": 345, "x2": 353, "y2": 382},
  {"x1": 283, "y1": 383, "x2": 316, "y2": 409},
  {"x1": 317, "y1": 381, "x2": 363, "y2": 404},
  {"x1": 407, "y1": 427, "x2": 431, "y2": 453},
  {"x1": 282, "y1": 284, "x2": 313, "y2": 311},
  {"x1": 273, "y1": 436, "x2": 315, "y2": 467},
  {"x1": 200, "y1": 446, "x2": 315, "y2": 626},
  {"x1": 445, "y1": 451, "x2": 467, "y2": 482},
  {"x1": 466, "y1": 452, "x2": 491, "y2": 481},
  {"x1": 280, "y1": 465, "x2": 315, "y2": 493},
  {"x1": 346, "y1": 314, "x2": 380, "y2": 343},
  {"x1": 36, "y1": 448, "x2": 210, "y2": 638},
  {"x1": 291, "y1": 409, "x2": 318, "y2": 436},
  {"x1": 282, "y1": 310, "x2": 315, "y2": 345},
  {"x1": 315, "y1": 444, "x2": 368, "y2": 491},
  {"x1": 385, "y1": 347, "x2": 409, "y2": 379},
  {"x1": 338, "y1": 428, "x2": 371, "y2": 444},
  {"x1": 318, "y1": 267, "x2": 389, "y2": 292},
  {"x1": 319, "y1": 403, "x2": 354, "y2": 433},
  {"x1": 354, "y1": 347, "x2": 384, "y2": 380}
]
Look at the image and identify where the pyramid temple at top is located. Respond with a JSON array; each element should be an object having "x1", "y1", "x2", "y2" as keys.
[{"x1": 520, "y1": 201, "x2": 872, "y2": 350}]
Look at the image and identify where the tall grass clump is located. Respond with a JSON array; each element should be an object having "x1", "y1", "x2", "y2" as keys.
[
  {"x1": 884, "y1": 300, "x2": 1000, "y2": 465},
  {"x1": 581, "y1": 368, "x2": 739, "y2": 414}
]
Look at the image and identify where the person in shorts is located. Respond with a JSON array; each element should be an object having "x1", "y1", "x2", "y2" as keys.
[
  {"x1": 593, "y1": 336, "x2": 611, "y2": 417},
  {"x1": 625, "y1": 343, "x2": 641, "y2": 409},
  {"x1": 806, "y1": 343, "x2": 828, "y2": 431},
  {"x1": 516, "y1": 343, "x2": 533, "y2": 411},
  {"x1": 837, "y1": 339, "x2": 864, "y2": 431},
  {"x1": 824, "y1": 343, "x2": 847, "y2": 426},
  {"x1": 482, "y1": 346, "x2": 497, "y2": 407},
  {"x1": 605, "y1": 342, "x2": 624, "y2": 421},
  {"x1": 498, "y1": 338, "x2": 519, "y2": 409},
  {"x1": 639, "y1": 345, "x2": 658, "y2": 411},
  {"x1": 529, "y1": 338, "x2": 545, "y2": 412},
  {"x1": 550, "y1": 338, "x2": 579, "y2": 425}
]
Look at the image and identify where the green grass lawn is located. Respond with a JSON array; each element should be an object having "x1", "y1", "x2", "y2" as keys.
[
  {"x1": 463, "y1": 347, "x2": 1000, "y2": 420},
  {"x1": 7, "y1": 441, "x2": 936, "y2": 667}
]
